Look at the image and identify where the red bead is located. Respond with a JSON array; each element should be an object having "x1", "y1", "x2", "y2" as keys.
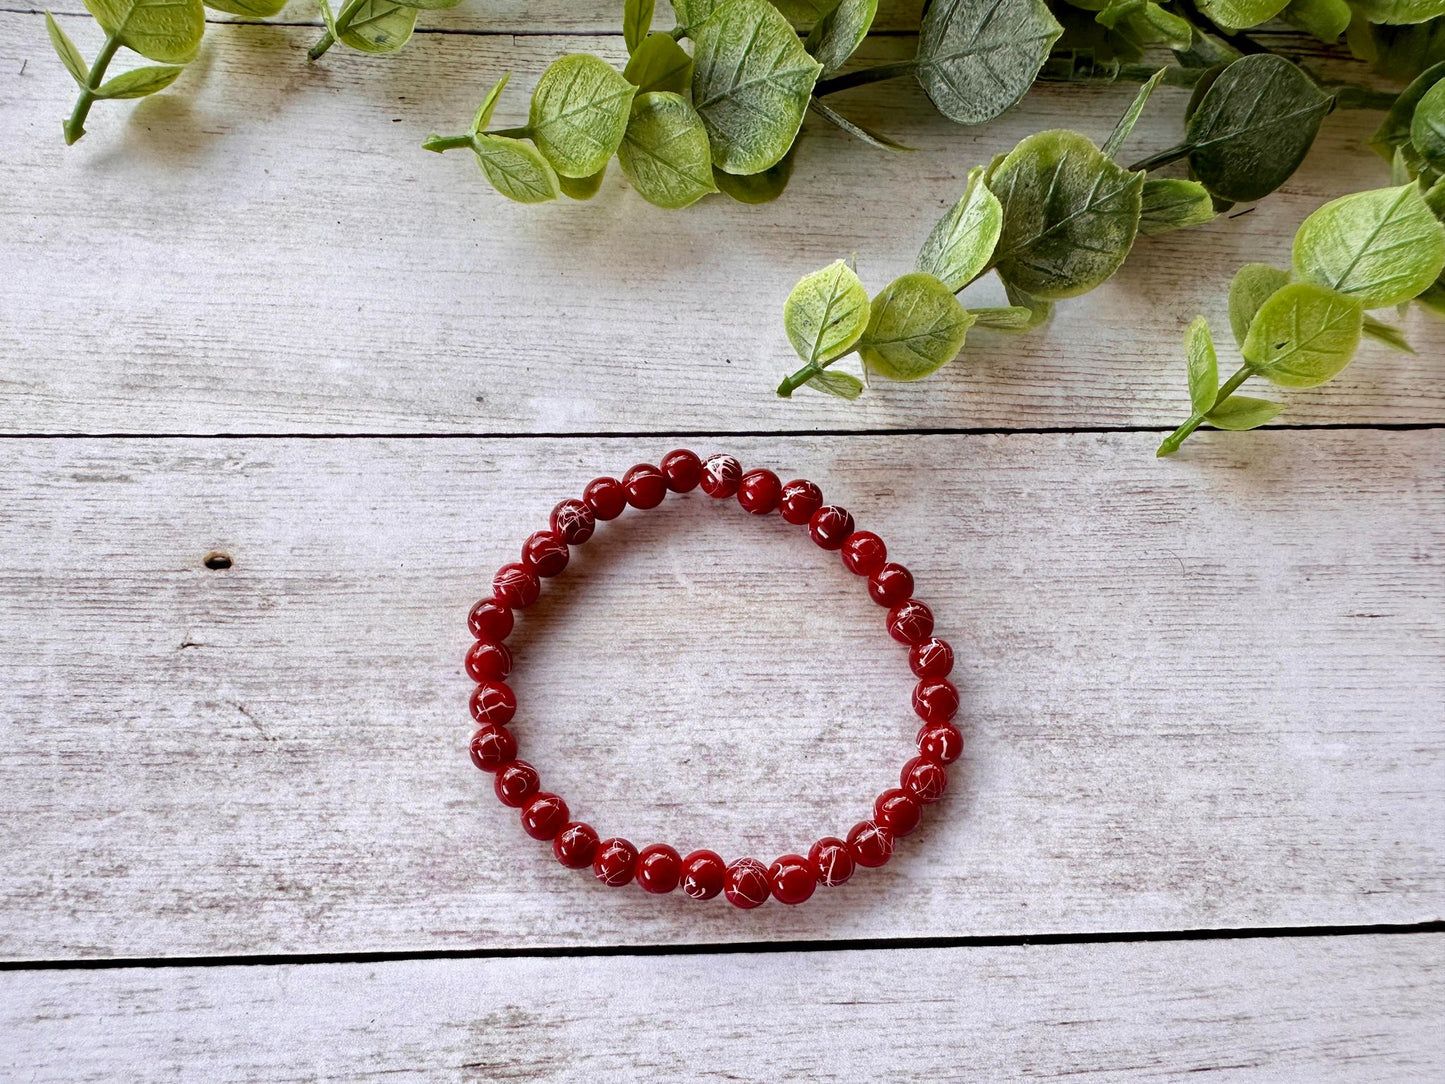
[
  {"x1": 809, "y1": 837, "x2": 855, "y2": 887},
  {"x1": 779, "y1": 479, "x2": 823, "y2": 525},
  {"x1": 909, "y1": 637, "x2": 954, "y2": 679},
  {"x1": 584, "y1": 477, "x2": 628, "y2": 521},
  {"x1": 874, "y1": 788, "x2": 922, "y2": 836},
  {"x1": 593, "y1": 838, "x2": 638, "y2": 886},
  {"x1": 868, "y1": 563, "x2": 914, "y2": 607},
  {"x1": 699, "y1": 454, "x2": 742, "y2": 498},
  {"x1": 469, "y1": 681, "x2": 517, "y2": 726},
  {"x1": 887, "y1": 599, "x2": 934, "y2": 645},
  {"x1": 841, "y1": 531, "x2": 887, "y2": 576},
  {"x1": 468, "y1": 598, "x2": 514, "y2": 641},
  {"x1": 916, "y1": 721, "x2": 964, "y2": 765},
  {"x1": 553, "y1": 822, "x2": 599, "y2": 868},
  {"x1": 635, "y1": 844, "x2": 682, "y2": 894},
  {"x1": 622, "y1": 464, "x2": 668, "y2": 509},
  {"x1": 661, "y1": 449, "x2": 703, "y2": 492},
  {"x1": 769, "y1": 854, "x2": 816, "y2": 905},
  {"x1": 723, "y1": 858, "x2": 771, "y2": 909},
  {"x1": 522, "y1": 530, "x2": 569, "y2": 577},
  {"x1": 846, "y1": 820, "x2": 895, "y2": 868},
  {"x1": 465, "y1": 640, "x2": 512, "y2": 682},
  {"x1": 680, "y1": 850, "x2": 726, "y2": 900},
  {"x1": 492, "y1": 563, "x2": 541, "y2": 609},
  {"x1": 493, "y1": 760, "x2": 540, "y2": 807},
  {"x1": 520, "y1": 792, "x2": 569, "y2": 841},
  {"x1": 550, "y1": 498, "x2": 595, "y2": 545},
  {"x1": 901, "y1": 756, "x2": 948, "y2": 803},
  {"x1": 737, "y1": 469, "x2": 782, "y2": 515},
  {"x1": 913, "y1": 678, "x2": 959, "y2": 725},
  {"x1": 468, "y1": 725, "x2": 516, "y2": 772},
  {"x1": 809, "y1": 505, "x2": 855, "y2": 550}
]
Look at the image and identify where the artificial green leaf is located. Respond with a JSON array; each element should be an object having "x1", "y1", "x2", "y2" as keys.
[
  {"x1": 807, "y1": 99, "x2": 913, "y2": 152},
  {"x1": 1281, "y1": 0, "x2": 1350, "y2": 40},
  {"x1": 396, "y1": 0, "x2": 461, "y2": 8},
  {"x1": 914, "y1": 0, "x2": 1063, "y2": 126},
  {"x1": 915, "y1": 166, "x2": 1003, "y2": 291},
  {"x1": 95, "y1": 63, "x2": 184, "y2": 98},
  {"x1": 1003, "y1": 280, "x2": 1053, "y2": 325},
  {"x1": 805, "y1": 370, "x2": 865, "y2": 399},
  {"x1": 1138, "y1": 178, "x2": 1216, "y2": 235},
  {"x1": 804, "y1": 0, "x2": 876, "y2": 75},
  {"x1": 617, "y1": 92, "x2": 717, "y2": 209},
  {"x1": 1410, "y1": 79, "x2": 1445, "y2": 169},
  {"x1": 1417, "y1": 280, "x2": 1445, "y2": 312},
  {"x1": 1205, "y1": 395, "x2": 1284, "y2": 429},
  {"x1": 45, "y1": 12, "x2": 88, "y2": 87},
  {"x1": 1137, "y1": 1, "x2": 1193, "y2": 47},
  {"x1": 672, "y1": 0, "x2": 723, "y2": 29},
  {"x1": 471, "y1": 72, "x2": 511, "y2": 135},
  {"x1": 1228, "y1": 263, "x2": 1291, "y2": 347},
  {"x1": 1368, "y1": 20, "x2": 1445, "y2": 81},
  {"x1": 559, "y1": 167, "x2": 607, "y2": 199},
  {"x1": 1352, "y1": 0, "x2": 1445, "y2": 23},
  {"x1": 1392, "y1": 144, "x2": 1415, "y2": 184},
  {"x1": 1362, "y1": 314, "x2": 1416, "y2": 351},
  {"x1": 1425, "y1": 178, "x2": 1445, "y2": 217},
  {"x1": 624, "y1": 0, "x2": 654, "y2": 53},
  {"x1": 1241, "y1": 282, "x2": 1363, "y2": 387},
  {"x1": 82, "y1": 0, "x2": 204, "y2": 64},
  {"x1": 1185, "y1": 54, "x2": 1333, "y2": 203},
  {"x1": 1194, "y1": 0, "x2": 1289, "y2": 31},
  {"x1": 772, "y1": 0, "x2": 840, "y2": 23},
  {"x1": 331, "y1": 0, "x2": 418, "y2": 54},
  {"x1": 204, "y1": 0, "x2": 290, "y2": 13},
  {"x1": 783, "y1": 260, "x2": 871, "y2": 366},
  {"x1": 624, "y1": 33, "x2": 693, "y2": 94},
  {"x1": 1292, "y1": 183, "x2": 1445, "y2": 307},
  {"x1": 989, "y1": 129, "x2": 1144, "y2": 300},
  {"x1": 712, "y1": 142, "x2": 798, "y2": 202},
  {"x1": 1101, "y1": 67, "x2": 1165, "y2": 159},
  {"x1": 857, "y1": 272, "x2": 975, "y2": 381},
  {"x1": 1370, "y1": 60, "x2": 1445, "y2": 160},
  {"x1": 1183, "y1": 315, "x2": 1219, "y2": 414},
  {"x1": 528, "y1": 54, "x2": 636, "y2": 178},
  {"x1": 473, "y1": 134, "x2": 562, "y2": 203},
  {"x1": 967, "y1": 306, "x2": 1033, "y2": 331},
  {"x1": 691, "y1": 0, "x2": 822, "y2": 174}
]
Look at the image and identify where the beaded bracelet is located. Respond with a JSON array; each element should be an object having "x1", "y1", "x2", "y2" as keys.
[{"x1": 465, "y1": 450, "x2": 962, "y2": 908}]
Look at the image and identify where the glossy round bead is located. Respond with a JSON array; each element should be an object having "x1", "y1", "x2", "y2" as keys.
[
  {"x1": 521, "y1": 530, "x2": 569, "y2": 578},
  {"x1": 469, "y1": 681, "x2": 517, "y2": 726},
  {"x1": 520, "y1": 792, "x2": 569, "y2": 841},
  {"x1": 909, "y1": 636, "x2": 954, "y2": 679},
  {"x1": 846, "y1": 820, "x2": 895, "y2": 868},
  {"x1": 887, "y1": 599, "x2": 935, "y2": 645},
  {"x1": 916, "y1": 721, "x2": 964, "y2": 765},
  {"x1": 492, "y1": 563, "x2": 541, "y2": 609},
  {"x1": 468, "y1": 598, "x2": 514, "y2": 642},
  {"x1": 583, "y1": 476, "x2": 627, "y2": 521},
  {"x1": 723, "y1": 858, "x2": 771, "y2": 909},
  {"x1": 913, "y1": 678, "x2": 959, "y2": 725},
  {"x1": 468, "y1": 725, "x2": 516, "y2": 772},
  {"x1": 550, "y1": 498, "x2": 595, "y2": 545},
  {"x1": 493, "y1": 760, "x2": 540, "y2": 808},
  {"x1": 874, "y1": 788, "x2": 922, "y2": 837},
  {"x1": 622, "y1": 463, "x2": 668, "y2": 509},
  {"x1": 769, "y1": 855, "x2": 816, "y2": 905},
  {"x1": 465, "y1": 640, "x2": 512, "y2": 682},
  {"x1": 660, "y1": 449, "x2": 703, "y2": 492},
  {"x1": 679, "y1": 850, "x2": 726, "y2": 900},
  {"x1": 635, "y1": 844, "x2": 683, "y2": 894},
  {"x1": 553, "y1": 822, "x2": 599, "y2": 869},
  {"x1": 868, "y1": 563, "x2": 914, "y2": 607},
  {"x1": 779, "y1": 479, "x2": 823, "y2": 525},
  {"x1": 901, "y1": 756, "x2": 948, "y2": 804},
  {"x1": 841, "y1": 531, "x2": 887, "y2": 576},
  {"x1": 809, "y1": 837, "x2": 855, "y2": 888},
  {"x1": 737, "y1": 469, "x2": 782, "y2": 515},
  {"x1": 809, "y1": 505, "x2": 855, "y2": 550},
  {"x1": 699, "y1": 454, "x2": 742, "y2": 498},
  {"x1": 593, "y1": 838, "x2": 638, "y2": 887}
]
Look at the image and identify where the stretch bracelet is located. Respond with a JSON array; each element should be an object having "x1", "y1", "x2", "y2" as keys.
[{"x1": 465, "y1": 450, "x2": 962, "y2": 908}]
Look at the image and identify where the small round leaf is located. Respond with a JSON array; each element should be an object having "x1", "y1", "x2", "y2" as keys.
[
  {"x1": 783, "y1": 260, "x2": 870, "y2": 367},
  {"x1": 82, "y1": 0, "x2": 203, "y2": 64},
  {"x1": 858, "y1": 272, "x2": 975, "y2": 381},
  {"x1": 332, "y1": 0, "x2": 418, "y2": 55},
  {"x1": 914, "y1": 0, "x2": 1062, "y2": 126},
  {"x1": 1241, "y1": 282, "x2": 1363, "y2": 388},
  {"x1": 624, "y1": 33, "x2": 693, "y2": 95},
  {"x1": 1228, "y1": 263, "x2": 1290, "y2": 348},
  {"x1": 472, "y1": 135, "x2": 562, "y2": 204},
  {"x1": 528, "y1": 54, "x2": 637, "y2": 179},
  {"x1": 617, "y1": 92, "x2": 717, "y2": 209}
]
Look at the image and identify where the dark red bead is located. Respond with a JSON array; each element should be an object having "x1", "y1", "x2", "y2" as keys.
[
  {"x1": 468, "y1": 598, "x2": 514, "y2": 641},
  {"x1": 550, "y1": 498, "x2": 596, "y2": 545},
  {"x1": 469, "y1": 681, "x2": 517, "y2": 726},
  {"x1": 846, "y1": 820, "x2": 895, "y2": 868},
  {"x1": 593, "y1": 837, "x2": 638, "y2": 886},
  {"x1": 913, "y1": 678, "x2": 959, "y2": 725},
  {"x1": 553, "y1": 822, "x2": 599, "y2": 868},
  {"x1": 916, "y1": 721, "x2": 964, "y2": 765},
  {"x1": 622, "y1": 463, "x2": 668, "y2": 509},
  {"x1": 723, "y1": 858, "x2": 771, "y2": 909},
  {"x1": 909, "y1": 637, "x2": 954, "y2": 679},
  {"x1": 887, "y1": 599, "x2": 934, "y2": 645},
  {"x1": 584, "y1": 477, "x2": 628, "y2": 521},
  {"x1": 635, "y1": 844, "x2": 682, "y2": 894},
  {"x1": 868, "y1": 563, "x2": 914, "y2": 607},
  {"x1": 661, "y1": 449, "x2": 703, "y2": 492},
  {"x1": 737, "y1": 469, "x2": 782, "y2": 515},
  {"x1": 468, "y1": 725, "x2": 516, "y2": 772},
  {"x1": 699, "y1": 454, "x2": 742, "y2": 498},
  {"x1": 874, "y1": 788, "x2": 922, "y2": 837},
  {"x1": 465, "y1": 640, "x2": 512, "y2": 682},
  {"x1": 492, "y1": 563, "x2": 541, "y2": 609},
  {"x1": 520, "y1": 792, "x2": 569, "y2": 841},
  {"x1": 841, "y1": 531, "x2": 887, "y2": 576},
  {"x1": 779, "y1": 479, "x2": 823, "y2": 525},
  {"x1": 901, "y1": 756, "x2": 948, "y2": 803},
  {"x1": 769, "y1": 854, "x2": 816, "y2": 905},
  {"x1": 809, "y1": 837, "x2": 855, "y2": 887},
  {"x1": 680, "y1": 850, "x2": 726, "y2": 900},
  {"x1": 493, "y1": 760, "x2": 540, "y2": 807},
  {"x1": 809, "y1": 505, "x2": 854, "y2": 550},
  {"x1": 522, "y1": 530, "x2": 569, "y2": 577}
]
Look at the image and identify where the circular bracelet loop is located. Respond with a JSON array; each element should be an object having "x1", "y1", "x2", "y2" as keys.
[{"x1": 465, "y1": 450, "x2": 963, "y2": 908}]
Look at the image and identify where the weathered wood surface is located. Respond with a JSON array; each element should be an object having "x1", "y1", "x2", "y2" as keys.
[{"x1": 0, "y1": 433, "x2": 1439, "y2": 959}]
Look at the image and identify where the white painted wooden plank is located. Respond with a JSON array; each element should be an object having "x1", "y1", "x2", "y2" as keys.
[
  {"x1": 3, "y1": 936, "x2": 1442, "y2": 1080},
  {"x1": 0, "y1": 433, "x2": 1439, "y2": 958},
  {"x1": 4, "y1": 16, "x2": 1441, "y2": 434}
]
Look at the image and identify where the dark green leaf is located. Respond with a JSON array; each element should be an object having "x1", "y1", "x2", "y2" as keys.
[
  {"x1": 617, "y1": 92, "x2": 717, "y2": 209},
  {"x1": 807, "y1": 98, "x2": 913, "y2": 153},
  {"x1": 1205, "y1": 395, "x2": 1284, "y2": 430},
  {"x1": 772, "y1": 0, "x2": 840, "y2": 23},
  {"x1": 624, "y1": 0, "x2": 654, "y2": 53},
  {"x1": 1242, "y1": 282, "x2": 1363, "y2": 388},
  {"x1": 558, "y1": 167, "x2": 607, "y2": 200},
  {"x1": 1411, "y1": 79, "x2": 1445, "y2": 169},
  {"x1": 1228, "y1": 263, "x2": 1290, "y2": 348},
  {"x1": 473, "y1": 135, "x2": 561, "y2": 203},
  {"x1": 624, "y1": 33, "x2": 693, "y2": 94},
  {"x1": 528, "y1": 54, "x2": 636, "y2": 178},
  {"x1": 857, "y1": 272, "x2": 975, "y2": 381},
  {"x1": 1138, "y1": 178, "x2": 1216, "y2": 236},
  {"x1": 82, "y1": 0, "x2": 204, "y2": 63},
  {"x1": 712, "y1": 141, "x2": 798, "y2": 202},
  {"x1": 45, "y1": 11, "x2": 87, "y2": 86},
  {"x1": 804, "y1": 0, "x2": 876, "y2": 75},
  {"x1": 1101, "y1": 66, "x2": 1164, "y2": 159},
  {"x1": 915, "y1": 165, "x2": 1003, "y2": 291},
  {"x1": 914, "y1": 0, "x2": 1063, "y2": 126},
  {"x1": 805, "y1": 370, "x2": 865, "y2": 399},
  {"x1": 1184, "y1": 315, "x2": 1219, "y2": 413},
  {"x1": 1293, "y1": 183, "x2": 1445, "y2": 307},
  {"x1": 96, "y1": 63, "x2": 184, "y2": 98},
  {"x1": 1369, "y1": 60, "x2": 1445, "y2": 160},
  {"x1": 1003, "y1": 280, "x2": 1053, "y2": 325},
  {"x1": 1367, "y1": 20, "x2": 1445, "y2": 82}
]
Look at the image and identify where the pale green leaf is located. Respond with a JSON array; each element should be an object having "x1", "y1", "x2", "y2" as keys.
[
  {"x1": 1281, "y1": 0, "x2": 1350, "y2": 40},
  {"x1": 204, "y1": 0, "x2": 290, "y2": 14},
  {"x1": 914, "y1": 0, "x2": 1062, "y2": 126},
  {"x1": 473, "y1": 135, "x2": 562, "y2": 203},
  {"x1": 784, "y1": 260, "x2": 870, "y2": 366},
  {"x1": 1410, "y1": 79, "x2": 1445, "y2": 169},
  {"x1": 396, "y1": 0, "x2": 461, "y2": 9},
  {"x1": 967, "y1": 306, "x2": 1033, "y2": 331},
  {"x1": 1138, "y1": 178, "x2": 1216, "y2": 236},
  {"x1": 805, "y1": 370, "x2": 865, "y2": 398},
  {"x1": 671, "y1": 0, "x2": 723, "y2": 30},
  {"x1": 45, "y1": 12, "x2": 88, "y2": 86},
  {"x1": 624, "y1": 0, "x2": 654, "y2": 53},
  {"x1": 1137, "y1": 2, "x2": 1193, "y2": 47},
  {"x1": 1293, "y1": 182, "x2": 1445, "y2": 307},
  {"x1": 95, "y1": 63, "x2": 184, "y2": 98},
  {"x1": 471, "y1": 72, "x2": 511, "y2": 135},
  {"x1": 712, "y1": 142, "x2": 797, "y2": 202},
  {"x1": 82, "y1": 0, "x2": 204, "y2": 64},
  {"x1": 915, "y1": 166, "x2": 1003, "y2": 291},
  {"x1": 857, "y1": 272, "x2": 975, "y2": 381},
  {"x1": 332, "y1": 0, "x2": 418, "y2": 54},
  {"x1": 617, "y1": 91, "x2": 717, "y2": 209},
  {"x1": 804, "y1": 0, "x2": 876, "y2": 75},
  {"x1": 528, "y1": 54, "x2": 636, "y2": 178},
  {"x1": 1361, "y1": 314, "x2": 1416, "y2": 351},
  {"x1": 1370, "y1": 60, "x2": 1445, "y2": 160},
  {"x1": 807, "y1": 98, "x2": 913, "y2": 152},
  {"x1": 1228, "y1": 263, "x2": 1291, "y2": 347},
  {"x1": 1352, "y1": 0, "x2": 1445, "y2": 24},
  {"x1": 1205, "y1": 395, "x2": 1285, "y2": 430},
  {"x1": 1242, "y1": 282, "x2": 1364, "y2": 387},
  {"x1": 1184, "y1": 315, "x2": 1219, "y2": 413},
  {"x1": 623, "y1": 33, "x2": 692, "y2": 94},
  {"x1": 559, "y1": 167, "x2": 607, "y2": 199},
  {"x1": 1101, "y1": 67, "x2": 1165, "y2": 159},
  {"x1": 1195, "y1": 0, "x2": 1289, "y2": 31}
]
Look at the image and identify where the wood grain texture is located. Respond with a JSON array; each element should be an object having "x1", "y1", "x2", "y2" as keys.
[
  {"x1": 4, "y1": 16, "x2": 1443, "y2": 434},
  {"x1": 0, "y1": 433, "x2": 1439, "y2": 959},
  {"x1": 3, "y1": 935, "x2": 1442, "y2": 1080}
]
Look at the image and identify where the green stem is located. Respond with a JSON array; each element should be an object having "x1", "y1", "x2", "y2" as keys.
[
  {"x1": 423, "y1": 133, "x2": 474, "y2": 153},
  {"x1": 308, "y1": 30, "x2": 336, "y2": 61},
  {"x1": 777, "y1": 362, "x2": 825, "y2": 398},
  {"x1": 1156, "y1": 364, "x2": 1252, "y2": 457},
  {"x1": 64, "y1": 32, "x2": 120, "y2": 146},
  {"x1": 813, "y1": 60, "x2": 918, "y2": 98}
]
